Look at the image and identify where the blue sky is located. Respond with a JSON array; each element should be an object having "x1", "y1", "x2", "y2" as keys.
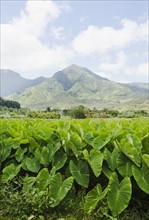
[{"x1": 1, "y1": 0, "x2": 148, "y2": 82}]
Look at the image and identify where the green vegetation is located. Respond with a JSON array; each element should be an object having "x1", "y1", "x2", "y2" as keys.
[
  {"x1": 0, "y1": 97, "x2": 20, "y2": 109},
  {"x1": 7, "y1": 65, "x2": 148, "y2": 109},
  {"x1": 1, "y1": 102, "x2": 149, "y2": 120},
  {"x1": 0, "y1": 118, "x2": 149, "y2": 219}
]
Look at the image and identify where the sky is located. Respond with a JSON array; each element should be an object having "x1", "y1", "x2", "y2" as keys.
[{"x1": 0, "y1": 0, "x2": 148, "y2": 83}]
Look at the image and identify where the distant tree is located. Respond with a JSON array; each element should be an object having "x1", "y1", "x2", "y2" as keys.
[
  {"x1": 46, "y1": 107, "x2": 51, "y2": 112},
  {"x1": 0, "y1": 97, "x2": 20, "y2": 109},
  {"x1": 69, "y1": 105, "x2": 86, "y2": 119}
]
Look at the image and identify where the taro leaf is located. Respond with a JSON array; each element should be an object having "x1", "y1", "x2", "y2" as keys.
[
  {"x1": 69, "y1": 160, "x2": 89, "y2": 188},
  {"x1": 69, "y1": 132, "x2": 83, "y2": 157},
  {"x1": 23, "y1": 176, "x2": 36, "y2": 192},
  {"x1": 93, "y1": 136, "x2": 110, "y2": 151},
  {"x1": 126, "y1": 134, "x2": 142, "y2": 153},
  {"x1": 35, "y1": 143, "x2": 60, "y2": 167},
  {"x1": 25, "y1": 157, "x2": 41, "y2": 173},
  {"x1": 142, "y1": 133, "x2": 149, "y2": 154},
  {"x1": 119, "y1": 138, "x2": 141, "y2": 167},
  {"x1": 83, "y1": 131, "x2": 94, "y2": 146},
  {"x1": 35, "y1": 146, "x2": 51, "y2": 167},
  {"x1": 9, "y1": 137, "x2": 20, "y2": 149},
  {"x1": 142, "y1": 154, "x2": 149, "y2": 169},
  {"x1": 58, "y1": 120, "x2": 70, "y2": 133},
  {"x1": 28, "y1": 137, "x2": 40, "y2": 153},
  {"x1": 84, "y1": 184, "x2": 108, "y2": 214},
  {"x1": 49, "y1": 173, "x2": 73, "y2": 207},
  {"x1": 104, "y1": 147, "x2": 119, "y2": 171},
  {"x1": 2, "y1": 163, "x2": 22, "y2": 183},
  {"x1": 102, "y1": 162, "x2": 113, "y2": 179},
  {"x1": 117, "y1": 153, "x2": 133, "y2": 177},
  {"x1": 83, "y1": 149, "x2": 103, "y2": 177},
  {"x1": 132, "y1": 163, "x2": 149, "y2": 194},
  {"x1": 52, "y1": 151, "x2": 67, "y2": 171},
  {"x1": 15, "y1": 147, "x2": 27, "y2": 162},
  {"x1": 107, "y1": 172, "x2": 132, "y2": 217},
  {"x1": 36, "y1": 168, "x2": 50, "y2": 190},
  {"x1": 0, "y1": 142, "x2": 11, "y2": 163}
]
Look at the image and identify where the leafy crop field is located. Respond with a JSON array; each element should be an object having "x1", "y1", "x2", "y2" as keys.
[{"x1": 0, "y1": 118, "x2": 149, "y2": 220}]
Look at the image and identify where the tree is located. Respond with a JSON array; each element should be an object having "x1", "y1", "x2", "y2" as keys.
[{"x1": 69, "y1": 105, "x2": 86, "y2": 119}]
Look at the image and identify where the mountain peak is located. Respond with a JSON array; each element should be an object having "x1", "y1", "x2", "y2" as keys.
[{"x1": 61, "y1": 64, "x2": 105, "y2": 81}]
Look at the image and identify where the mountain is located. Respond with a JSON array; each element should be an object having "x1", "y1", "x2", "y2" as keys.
[
  {"x1": 4, "y1": 65, "x2": 149, "y2": 109},
  {"x1": 0, "y1": 69, "x2": 46, "y2": 96}
]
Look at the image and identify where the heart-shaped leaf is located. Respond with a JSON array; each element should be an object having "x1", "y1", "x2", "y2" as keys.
[
  {"x1": 2, "y1": 163, "x2": 22, "y2": 183},
  {"x1": 25, "y1": 157, "x2": 41, "y2": 173},
  {"x1": 49, "y1": 173, "x2": 73, "y2": 207},
  {"x1": 69, "y1": 160, "x2": 89, "y2": 188},
  {"x1": 84, "y1": 184, "x2": 108, "y2": 213},
  {"x1": 36, "y1": 168, "x2": 50, "y2": 190},
  {"x1": 107, "y1": 172, "x2": 132, "y2": 217},
  {"x1": 104, "y1": 147, "x2": 119, "y2": 171},
  {"x1": 83, "y1": 149, "x2": 103, "y2": 177},
  {"x1": 142, "y1": 154, "x2": 149, "y2": 169},
  {"x1": 15, "y1": 147, "x2": 27, "y2": 162},
  {"x1": 117, "y1": 153, "x2": 133, "y2": 177},
  {"x1": 132, "y1": 163, "x2": 149, "y2": 194}
]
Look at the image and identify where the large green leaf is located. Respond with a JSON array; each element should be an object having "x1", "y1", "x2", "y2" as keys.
[
  {"x1": 102, "y1": 162, "x2": 113, "y2": 179},
  {"x1": 126, "y1": 134, "x2": 142, "y2": 153},
  {"x1": 83, "y1": 149, "x2": 103, "y2": 177},
  {"x1": 117, "y1": 153, "x2": 133, "y2": 177},
  {"x1": 35, "y1": 142, "x2": 60, "y2": 167},
  {"x1": 68, "y1": 131, "x2": 83, "y2": 157},
  {"x1": 119, "y1": 138, "x2": 141, "y2": 166},
  {"x1": 36, "y1": 168, "x2": 50, "y2": 190},
  {"x1": 142, "y1": 154, "x2": 149, "y2": 169},
  {"x1": 93, "y1": 136, "x2": 110, "y2": 150},
  {"x1": 25, "y1": 157, "x2": 41, "y2": 173},
  {"x1": 142, "y1": 133, "x2": 149, "y2": 154},
  {"x1": 2, "y1": 163, "x2": 22, "y2": 183},
  {"x1": 132, "y1": 163, "x2": 149, "y2": 194},
  {"x1": 107, "y1": 172, "x2": 132, "y2": 217},
  {"x1": 84, "y1": 184, "x2": 108, "y2": 214},
  {"x1": 0, "y1": 141, "x2": 11, "y2": 163},
  {"x1": 52, "y1": 151, "x2": 67, "y2": 171},
  {"x1": 15, "y1": 147, "x2": 27, "y2": 162},
  {"x1": 83, "y1": 131, "x2": 94, "y2": 146},
  {"x1": 104, "y1": 147, "x2": 119, "y2": 171},
  {"x1": 69, "y1": 160, "x2": 89, "y2": 188},
  {"x1": 50, "y1": 173, "x2": 73, "y2": 207}
]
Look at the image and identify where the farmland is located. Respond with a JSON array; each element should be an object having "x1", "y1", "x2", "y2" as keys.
[{"x1": 0, "y1": 118, "x2": 149, "y2": 220}]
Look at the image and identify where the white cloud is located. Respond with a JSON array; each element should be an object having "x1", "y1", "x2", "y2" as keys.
[
  {"x1": 136, "y1": 63, "x2": 148, "y2": 77},
  {"x1": 98, "y1": 51, "x2": 148, "y2": 82},
  {"x1": 50, "y1": 26, "x2": 65, "y2": 40},
  {"x1": 100, "y1": 51, "x2": 127, "y2": 72},
  {"x1": 1, "y1": 0, "x2": 73, "y2": 77},
  {"x1": 12, "y1": 0, "x2": 62, "y2": 37},
  {"x1": 72, "y1": 19, "x2": 148, "y2": 55}
]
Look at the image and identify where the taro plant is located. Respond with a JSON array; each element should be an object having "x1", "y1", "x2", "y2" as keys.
[{"x1": 0, "y1": 118, "x2": 149, "y2": 219}]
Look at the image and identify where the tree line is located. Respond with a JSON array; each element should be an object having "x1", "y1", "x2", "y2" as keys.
[{"x1": 0, "y1": 97, "x2": 20, "y2": 109}]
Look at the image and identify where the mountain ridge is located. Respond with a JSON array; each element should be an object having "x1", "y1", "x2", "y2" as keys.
[
  {"x1": 1, "y1": 65, "x2": 148, "y2": 109},
  {"x1": 0, "y1": 69, "x2": 46, "y2": 96}
]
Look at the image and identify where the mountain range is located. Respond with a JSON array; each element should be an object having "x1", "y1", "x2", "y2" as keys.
[
  {"x1": 0, "y1": 69, "x2": 46, "y2": 96},
  {"x1": 0, "y1": 65, "x2": 148, "y2": 109}
]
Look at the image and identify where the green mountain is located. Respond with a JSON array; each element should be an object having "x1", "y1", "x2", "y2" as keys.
[
  {"x1": 7, "y1": 64, "x2": 148, "y2": 109},
  {"x1": 0, "y1": 69, "x2": 46, "y2": 96}
]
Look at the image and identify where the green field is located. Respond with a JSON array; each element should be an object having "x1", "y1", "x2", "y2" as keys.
[{"x1": 0, "y1": 118, "x2": 149, "y2": 220}]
